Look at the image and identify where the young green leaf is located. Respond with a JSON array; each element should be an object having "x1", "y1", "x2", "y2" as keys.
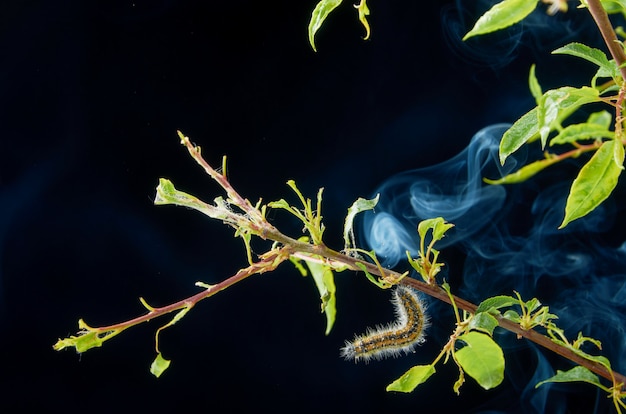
[
  {"x1": 417, "y1": 217, "x2": 454, "y2": 244},
  {"x1": 552, "y1": 42, "x2": 618, "y2": 81},
  {"x1": 503, "y1": 309, "x2": 521, "y2": 323},
  {"x1": 560, "y1": 139, "x2": 624, "y2": 228},
  {"x1": 463, "y1": 0, "x2": 538, "y2": 41},
  {"x1": 455, "y1": 332, "x2": 505, "y2": 390},
  {"x1": 587, "y1": 110, "x2": 612, "y2": 129},
  {"x1": 468, "y1": 312, "x2": 500, "y2": 336},
  {"x1": 308, "y1": 0, "x2": 343, "y2": 52},
  {"x1": 529, "y1": 64, "x2": 542, "y2": 103},
  {"x1": 499, "y1": 107, "x2": 539, "y2": 164},
  {"x1": 386, "y1": 364, "x2": 437, "y2": 393},
  {"x1": 537, "y1": 86, "x2": 600, "y2": 148},
  {"x1": 535, "y1": 366, "x2": 604, "y2": 389},
  {"x1": 475, "y1": 295, "x2": 518, "y2": 314},
  {"x1": 303, "y1": 258, "x2": 337, "y2": 335},
  {"x1": 150, "y1": 353, "x2": 171, "y2": 378},
  {"x1": 549, "y1": 123, "x2": 615, "y2": 146}
]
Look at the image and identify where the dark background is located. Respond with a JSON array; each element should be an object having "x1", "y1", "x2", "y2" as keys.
[{"x1": 1, "y1": 1, "x2": 622, "y2": 412}]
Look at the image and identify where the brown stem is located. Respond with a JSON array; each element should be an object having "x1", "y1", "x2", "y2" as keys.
[
  {"x1": 65, "y1": 133, "x2": 626, "y2": 392},
  {"x1": 586, "y1": 0, "x2": 626, "y2": 82},
  {"x1": 91, "y1": 249, "x2": 290, "y2": 332},
  {"x1": 260, "y1": 231, "x2": 626, "y2": 388}
]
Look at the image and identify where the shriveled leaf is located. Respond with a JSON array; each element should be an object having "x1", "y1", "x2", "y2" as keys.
[
  {"x1": 456, "y1": 332, "x2": 505, "y2": 390},
  {"x1": 484, "y1": 157, "x2": 559, "y2": 184},
  {"x1": 386, "y1": 364, "x2": 436, "y2": 393},
  {"x1": 560, "y1": 139, "x2": 624, "y2": 228},
  {"x1": 308, "y1": 0, "x2": 343, "y2": 52},
  {"x1": 463, "y1": 0, "x2": 538, "y2": 41},
  {"x1": 343, "y1": 194, "x2": 379, "y2": 252},
  {"x1": 499, "y1": 108, "x2": 539, "y2": 164},
  {"x1": 150, "y1": 353, "x2": 171, "y2": 378},
  {"x1": 304, "y1": 258, "x2": 337, "y2": 335},
  {"x1": 537, "y1": 86, "x2": 600, "y2": 148},
  {"x1": 535, "y1": 366, "x2": 603, "y2": 389},
  {"x1": 354, "y1": 0, "x2": 371, "y2": 40},
  {"x1": 476, "y1": 295, "x2": 518, "y2": 314},
  {"x1": 53, "y1": 319, "x2": 121, "y2": 353},
  {"x1": 550, "y1": 123, "x2": 614, "y2": 146}
]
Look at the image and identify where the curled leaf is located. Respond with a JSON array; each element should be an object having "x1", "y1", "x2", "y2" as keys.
[
  {"x1": 354, "y1": 0, "x2": 371, "y2": 40},
  {"x1": 343, "y1": 194, "x2": 379, "y2": 252},
  {"x1": 484, "y1": 157, "x2": 560, "y2": 185},
  {"x1": 308, "y1": 0, "x2": 343, "y2": 52}
]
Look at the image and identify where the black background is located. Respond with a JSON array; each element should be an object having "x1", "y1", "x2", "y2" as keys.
[{"x1": 1, "y1": 1, "x2": 620, "y2": 412}]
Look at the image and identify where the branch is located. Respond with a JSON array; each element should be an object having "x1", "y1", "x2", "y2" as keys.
[{"x1": 55, "y1": 131, "x2": 626, "y2": 391}]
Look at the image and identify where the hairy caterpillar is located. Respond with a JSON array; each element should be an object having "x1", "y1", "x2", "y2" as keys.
[{"x1": 341, "y1": 285, "x2": 429, "y2": 363}]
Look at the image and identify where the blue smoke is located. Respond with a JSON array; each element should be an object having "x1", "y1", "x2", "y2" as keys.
[
  {"x1": 363, "y1": 124, "x2": 522, "y2": 267},
  {"x1": 360, "y1": 124, "x2": 626, "y2": 413}
]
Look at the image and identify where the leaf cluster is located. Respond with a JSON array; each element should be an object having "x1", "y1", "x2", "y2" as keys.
[{"x1": 466, "y1": 1, "x2": 626, "y2": 228}]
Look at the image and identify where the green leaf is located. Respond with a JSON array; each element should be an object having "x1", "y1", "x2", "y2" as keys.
[
  {"x1": 537, "y1": 86, "x2": 600, "y2": 148},
  {"x1": 343, "y1": 194, "x2": 379, "y2": 252},
  {"x1": 308, "y1": 0, "x2": 343, "y2": 52},
  {"x1": 535, "y1": 366, "x2": 604, "y2": 389},
  {"x1": 499, "y1": 107, "x2": 539, "y2": 164},
  {"x1": 468, "y1": 312, "x2": 500, "y2": 336},
  {"x1": 386, "y1": 364, "x2": 436, "y2": 393},
  {"x1": 524, "y1": 297, "x2": 541, "y2": 313},
  {"x1": 417, "y1": 217, "x2": 454, "y2": 244},
  {"x1": 476, "y1": 295, "x2": 518, "y2": 314},
  {"x1": 484, "y1": 157, "x2": 559, "y2": 185},
  {"x1": 587, "y1": 110, "x2": 612, "y2": 129},
  {"x1": 455, "y1": 332, "x2": 505, "y2": 390},
  {"x1": 603, "y1": 0, "x2": 626, "y2": 14},
  {"x1": 355, "y1": 261, "x2": 391, "y2": 289},
  {"x1": 560, "y1": 139, "x2": 624, "y2": 228},
  {"x1": 503, "y1": 309, "x2": 521, "y2": 323},
  {"x1": 552, "y1": 42, "x2": 618, "y2": 81},
  {"x1": 550, "y1": 123, "x2": 615, "y2": 146},
  {"x1": 463, "y1": 0, "x2": 538, "y2": 41},
  {"x1": 528, "y1": 64, "x2": 542, "y2": 103},
  {"x1": 303, "y1": 258, "x2": 337, "y2": 335},
  {"x1": 150, "y1": 353, "x2": 171, "y2": 378}
]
